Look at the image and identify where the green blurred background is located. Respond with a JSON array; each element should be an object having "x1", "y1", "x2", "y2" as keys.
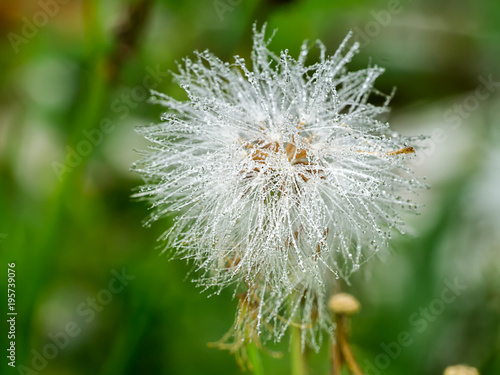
[{"x1": 1, "y1": 0, "x2": 499, "y2": 374}]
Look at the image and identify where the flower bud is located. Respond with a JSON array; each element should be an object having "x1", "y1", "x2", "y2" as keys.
[
  {"x1": 444, "y1": 365, "x2": 480, "y2": 375},
  {"x1": 328, "y1": 293, "x2": 360, "y2": 315}
]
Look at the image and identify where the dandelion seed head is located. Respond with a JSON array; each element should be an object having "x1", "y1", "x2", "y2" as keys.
[{"x1": 133, "y1": 24, "x2": 423, "y2": 349}]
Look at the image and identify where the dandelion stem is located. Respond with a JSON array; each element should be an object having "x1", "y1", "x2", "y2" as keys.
[
  {"x1": 291, "y1": 326, "x2": 308, "y2": 375},
  {"x1": 247, "y1": 342, "x2": 265, "y2": 375},
  {"x1": 329, "y1": 292, "x2": 363, "y2": 375},
  {"x1": 330, "y1": 334, "x2": 342, "y2": 375},
  {"x1": 336, "y1": 315, "x2": 363, "y2": 375}
]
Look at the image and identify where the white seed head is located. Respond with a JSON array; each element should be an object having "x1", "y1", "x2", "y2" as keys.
[{"x1": 133, "y1": 24, "x2": 423, "y2": 349}]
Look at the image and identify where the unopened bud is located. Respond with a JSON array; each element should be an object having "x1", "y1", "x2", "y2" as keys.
[
  {"x1": 328, "y1": 293, "x2": 360, "y2": 315},
  {"x1": 444, "y1": 365, "x2": 480, "y2": 375}
]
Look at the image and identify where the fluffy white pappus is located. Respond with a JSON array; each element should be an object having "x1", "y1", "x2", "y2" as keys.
[{"x1": 132, "y1": 24, "x2": 423, "y2": 349}]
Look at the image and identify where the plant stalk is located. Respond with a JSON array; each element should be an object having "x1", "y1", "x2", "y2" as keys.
[
  {"x1": 247, "y1": 342, "x2": 265, "y2": 375},
  {"x1": 291, "y1": 326, "x2": 308, "y2": 375}
]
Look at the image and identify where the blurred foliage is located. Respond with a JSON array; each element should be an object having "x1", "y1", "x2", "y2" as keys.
[{"x1": 0, "y1": 0, "x2": 499, "y2": 374}]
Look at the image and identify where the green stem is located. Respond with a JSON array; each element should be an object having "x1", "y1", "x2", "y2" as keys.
[
  {"x1": 247, "y1": 342, "x2": 265, "y2": 375},
  {"x1": 291, "y1": 326, "x2": 308, "y2": 375}
]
